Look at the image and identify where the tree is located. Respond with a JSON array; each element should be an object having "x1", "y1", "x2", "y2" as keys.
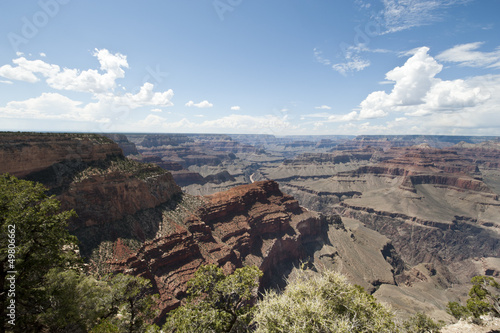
[
  {"x1": 163, "y1": 264, "x2": 263, "y2": 333},
  {"x1": 37, "y1": 269, "x2": 158, "y2": 333},
  {"x1": 0, "y1": 174, "x2": 158, "y2": 332},
  {"x1": 447, "y1": 275, "x2": 500, "y2": 321},
  {"x1": 0, "y1": 174, "x2": 79, "y2": 332},
  {"x1": 103, "y1": 273, "x2": 159, "y2": 333},
  {"x1": 467, "y1": 275, "x2": 500, "y2": 318},
  {"x1": 446, "y1": 301, "x2": 471, "y2": 320},
  {"x1": 253, "y1": 269, "x2": 397, "y2": 333}
]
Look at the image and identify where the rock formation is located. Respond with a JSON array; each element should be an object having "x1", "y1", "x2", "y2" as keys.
[{"x1": 0, "y1": 133, "x2": 122, "y2": 178}]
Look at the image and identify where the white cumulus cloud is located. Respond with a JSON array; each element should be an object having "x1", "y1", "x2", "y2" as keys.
[
  {"x1": 0, "y1": 50, "x2": 175, "y2": 126},
  {"x1": 185, "y1": 100, "x2": 213, "y2": 108},
  {"x1": 230, "y1": 105, "x2": 241, "y2": 111},
  {"x1": 358, "y1": 46, "x2": 490, "y2": 119}
]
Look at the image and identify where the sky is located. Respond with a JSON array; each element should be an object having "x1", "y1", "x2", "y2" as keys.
[{"x1": 0, "y1": 0, "x2": 499, "y2": 136}]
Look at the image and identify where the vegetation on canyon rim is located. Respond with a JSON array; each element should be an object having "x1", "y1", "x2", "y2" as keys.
[
  {"x1": 0, "y1": 174, "x2": 158, "y2": 333},
  {"x1": 1, "y1": 173, "x2": 498, "y2": 332},
  {"x1": 447, "y1": 275, "x2": 500, "y2": 322}
]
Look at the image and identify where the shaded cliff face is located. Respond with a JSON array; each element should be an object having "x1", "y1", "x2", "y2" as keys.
[
  {"x1": 0, "y1": 132, "x2": 183, "y2": 258},
  {"x1": 102, "y1": 133, "x2": 139, "y2": 156}
]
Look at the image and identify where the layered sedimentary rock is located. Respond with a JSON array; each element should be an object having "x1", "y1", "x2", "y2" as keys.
[
  {"x1": 107, "y1": 180, "x2": 325, "y2": 319},
  {"x1": 258, "y1": 142, "x2": 500, "y2": 320},
  {"x1": 0, "y1": 133, "x2": 123, "y2": 178}
]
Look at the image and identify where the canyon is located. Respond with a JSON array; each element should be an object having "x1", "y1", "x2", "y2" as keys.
[
  {"x1": 1, "y1": 132, "x2": 499, "y2": 323},
  {"x1": 123, "y1": 133, "x2": 500, "y2": 321}
]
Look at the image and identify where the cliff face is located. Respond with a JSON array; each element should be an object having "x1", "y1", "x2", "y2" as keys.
[
  {"x1": 0, "y1": 133, "x2": 123, "y2": 178},
  {"x1": 59, "y1": 170, "x2": 180, "y2": 231},
  {"x1": 102, "y1": 133, "x2": 139, "y2": 156},
  {"x1": 0, "y1": 132, "x2": 183, "y2": 257},
  {"x1": 108, "y1": 180, "x2": 325, "y2": 319}
]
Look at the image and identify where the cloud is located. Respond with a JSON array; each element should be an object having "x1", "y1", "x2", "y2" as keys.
[
  {"x1": 230, "y1": 105, "x2": 241, "y2": 111},
  {"x1": 358, "y1": 46, "x2": 490, "y2": 119},
  {"x1": 436, "y1": 42, "x2": 500, "y2": 68},
  {"x1": 0, "y1": 49, "x2": 128, "y2": 94},
  {"x1": 151, "y1": 108, "x2": 162, "y2": 112},
  {"x1": 315, "y1": 105, "x2": 331, "y2": 110},
  {"x1": 0, "y1": 93, "x2": 85, "y2": 120},
  {"x1": 313, "y1": 48, "x2": 331, "y2": 66},
  {"x1": 46, "y1": 49, "x2": 128, "y2": 93},
  {"x1": 138, "y1": 114, "x2": 167, "y2": 127},
  {"x1": 315, "y1": 46, "x2": 371, "y2": 75},
  {"x1": 82, "y1": 83, "x2": 174, "y2": 119},
  {"x1": 0, "y1": 57, "x2": 60, "y2": 83},
  {"x1": 0, "y1": 80, "x2": 13, "y2": 85},
  {"x1": 380, "y1": 0, "x2": 469, "y2": 33},
  {"x1": 0, "y1": 50, "x2": 175, "y2": 127},
  {"x1": 134, "y1": 113, "x2": 297, "y2": 134},
  {"x1": 328, "y1": 111, "x2": 359, "y2": 122},
  {"x1": 185, "y1": 100, "x2": 213, "y2": 108},
  {"x1": 332, "y1": 56, "x2": 370, "y2": 76}
]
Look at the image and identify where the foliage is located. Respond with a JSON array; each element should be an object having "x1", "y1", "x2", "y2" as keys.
[
  {"x1": 0, "y1": 174, "x2": 79, "y2": 332},
  {"x1": 467, "y1": 275, "x2": 500, "y2": 318},
  {"x1": 73, "y1": 157, "x2": 164, "y2": 182},
  {"x1": 402, "y1": 312, "x2": 442, "y2": 333},
  {"x1": 447, "y1": 275, "x2": 500, "y2": 321},
  {"x1": 252, "y1": 269, "x2": 397, "y2": 333},
  {"x1": 25, "y1": 268, "x2": 158, "y2": 332},
  {"x1": 163, "y1": 264, "x2": 263, "y2": 333},
  {"x1": 446, "y1": 301, "x2": 471, "y2": 320},
  {"x1": 102, "y1": 273, "x2": 159, "y2": 333},
  {"x1": 0, "y1": 174, "x2": 158, "y2": 332}
]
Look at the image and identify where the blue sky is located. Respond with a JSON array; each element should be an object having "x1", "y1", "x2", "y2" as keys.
[{"x1": 0, "y1": 0, "x2": 499, "y2": 136}]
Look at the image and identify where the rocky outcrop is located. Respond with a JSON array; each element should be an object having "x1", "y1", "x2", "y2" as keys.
[
  {"x1": 103, "y1": 133, "x2": 139, "y2": 156},
  {"x1": 60, "y1": 170, "x2": 181, "y2": 231},
  {"x1": 170, "y1": 170, "x2": 206, "y2": 186},
  {"x1": 0, "y1": 133, "x2": 123, "y2": 178},
  {"x1": 108, "y1": 180, "x2": 325, "y2": 319},
  {"x1": 338, "y1": 203, "x2": 500, "y2": 268},
  {"x1": 0, "y1": 132, "x2": 183, "y2": 258},
  {"x1": 283, "y1": 151, "x2": 374, "y2": 165}
]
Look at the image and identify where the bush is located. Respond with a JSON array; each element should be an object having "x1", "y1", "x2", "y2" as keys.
[
  {"x1": 253, "y1": 269, "x2": 397, "y2": 333},
  {"x1": 446, "y1": 301, "x2": 471, "y2": 320},
  {"x1": 163, "y1": 264, "x2": 262, "y2": 333},
  {"x1": 447, "y1": 275, "x2": 500, "y2": 322},
  {"x1": 402, "y1": 312, "x2": 442, "y2": 333}
]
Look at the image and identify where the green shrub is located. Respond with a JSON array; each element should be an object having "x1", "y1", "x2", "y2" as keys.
[
  {"x1": 253, "y1": 269, "x2": 397, "y2": 333},
  {"x1": 163, "y1": 264, "x2": 263, "y2": 333}
]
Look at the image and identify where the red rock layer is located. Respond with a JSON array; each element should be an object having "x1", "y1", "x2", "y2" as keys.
[
  {"x1": 108, "y1": 180, "x2": 323, "y2": 320},
  {"x1": 345, "y1": 146, "x2": 495, "y2": 195}
]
